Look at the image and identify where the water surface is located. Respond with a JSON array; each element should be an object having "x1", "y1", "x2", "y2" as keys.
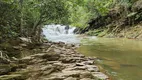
[{"x1": 78, "y1": 38, "x2": 142, "y2": 80}]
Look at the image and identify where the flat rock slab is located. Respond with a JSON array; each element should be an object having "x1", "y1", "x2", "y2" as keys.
[{"x1": 0, "y1": 42, "x2": 109, "y2": 80}]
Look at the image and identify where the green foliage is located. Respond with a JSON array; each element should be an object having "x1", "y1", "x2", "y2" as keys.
[
  {"x1": 0, "y1": 0, "x2": 69, "y2": 40},
  {"x1": 0, "y1": 0, "x2": 137, "y2": 40},
  {"x1": 0, "y1": 0, "x2": 20, "y2": 39},
  {"x1": 86, "y1": 29, "x2": 104, "y2": 36},
  {"x1": 66, "y1": 0, "x2": 114, "y2": 28}
]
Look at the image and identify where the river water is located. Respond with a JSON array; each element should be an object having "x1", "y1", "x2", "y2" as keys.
[
  {"x1": 79, "y1": 38, "x2": 142, "y2": 80},
  {"x1": 42, "y1": 25, "x2": 142, "y2": 80}
]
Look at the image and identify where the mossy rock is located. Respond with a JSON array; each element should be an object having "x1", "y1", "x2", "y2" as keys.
[
  {"x1": 0, "y1": 69, "x2": 29, "y2": 80},
  {"x1": 0, "y1": 74, "x2": 26, "y2": 80},
  {"x1": 0, "y1": 65, "x2": 11, "y2": 75}
]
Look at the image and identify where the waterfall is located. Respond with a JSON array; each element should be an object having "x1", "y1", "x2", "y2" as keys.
[{"x1": 42, "y1": 24, "x2": 80, "y2": 43}]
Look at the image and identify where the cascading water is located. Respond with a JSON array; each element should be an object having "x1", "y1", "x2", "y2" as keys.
[{"x1": 42, "y1": 24, "x2": 80, "y2": 43}]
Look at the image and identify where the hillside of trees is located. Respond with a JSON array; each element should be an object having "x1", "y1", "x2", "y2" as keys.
[{"x1": 0, "y1": 0, "x2": 142, "y2": 80}]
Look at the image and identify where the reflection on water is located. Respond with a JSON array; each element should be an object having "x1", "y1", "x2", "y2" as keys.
[{"x1": 78, "y1": 38, "x2": 142, "y2": 80}]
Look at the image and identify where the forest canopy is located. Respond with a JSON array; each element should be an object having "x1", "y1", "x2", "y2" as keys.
[{"x1": 0, "y1": 0, "x2": 140, "y2": 41}]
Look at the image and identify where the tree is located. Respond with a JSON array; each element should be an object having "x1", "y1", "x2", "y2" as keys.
[{"x1": 0, "y1": 0, "x2": 69, "y2": 43}]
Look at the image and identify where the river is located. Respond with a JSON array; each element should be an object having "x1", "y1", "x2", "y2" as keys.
[
  {"x1": 42, "y1": 25, "x2": 142, "y2": 80},
  {"x1": 79, "y1": 38, "x2": 142, "y2": 80}
]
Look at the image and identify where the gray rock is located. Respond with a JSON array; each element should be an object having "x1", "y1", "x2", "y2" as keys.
[
  {"x1": 0, "y1": 74, "x2": 27, "y2": 80},
  {"x1": 43, "y1": 77, "x2": 64, "y2": 80},
  {"x1": 0, "y1": 65, "x2": 11, "y2": 75},
  {"x1": 80, "y1": 71, "x2": 93, "y2": 78},
  {"x1": 64, "y1": 77, "x2": 77, "y2": 80},
  {"x1": 86, "y1": 65, "x2": 99, "y2": 72},
  {"x1": 83, "y1": 60, "x2": 95, "y2": 65},
  {"x1": 76, "y1": 63, "x2": 85, "y2": 66},
  {"x1": 60, "y1": 57, "x2": 76, "y2": 63},
  {"x1": 80, "y1": 78, "x2": 94, "y2": 80},
  {"x1": 92, "y1": 72, "x2": 109, "y2": 80},
  {"x1": 61, "y1": 70, "x2": 81, "y2": 77},
  {"x1": 0, "y1": 57, "x2": 10, "y2": 64},
  {"x1": 73, "y1": 66, "x2": 86, "y2": 70},
  {"x1": 47, "y1": 61, "x2": 60, "y2": 64},
  {"x1": 40, "y1": 65, "x2": 53, "y2": 71},
  {"x1": 19, "y1": 37, "x2": 31, "y2": 43},
  {"x1": 32, "y1": 53, "x2": 60, "y2": 61}
]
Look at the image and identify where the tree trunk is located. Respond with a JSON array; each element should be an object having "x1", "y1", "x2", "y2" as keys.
[{"x1": 20, "y1": 0, "x2": 23, "y2": 36}]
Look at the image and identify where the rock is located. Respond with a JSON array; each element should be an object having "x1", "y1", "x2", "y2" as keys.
[
  {"x1": 64, "y1": 77, "x2": 77, "y2": 80},
  {"x1": 73, "y1": 28, "x2": 80, "y2": 34},
  {"x1": 47, "y1": 61, "x2": 60, "y2": 64},
  {"x1": 19, "y1": 44, "x2": 27, "y2": 47},
  {"x1": 40, "y1": 65, "x2": 53, "y2": 71},
  {"x1": 0, "y1": 74, "x2": 27, "y2": 80},
  {"x1": 86, "y1": 65, "x2": 99, "y2": 72},
  {"x1": 74, "y1": 54, "x2": 85, "y2": 58},
  {"x1": 42, "y1": 68, "x2": 55, "y2": 75},
  {"x1": 2, "y1": 41, "x2": 109, "y2": 80},
  {"x1": 87, "y1": 57, "x2": 96, "y2": 60},
  {"x1": 13, "y1": 46, "x2": 22, "y2": 50},
  {"x1": 65, "y1": 44, "x2": 72, "y2": 49},
  {"x1": 80, "y1": 71, "x2": 93, "y2": 78},
  {"x1": 76, "y1": 63, "x2": 85, "y2": 66},
  {"x1": 43, "y1": 77, "x2": 64, "y2": 80},
  {"x1": 83, "y1": 60, "x2": 95, "y2": 65},
  {"x1": 92, "y1": 72, "x2": 109, "y2": 80},
  {"x1": 73, "y1": 66, "x2": 86, "y2": 70},
  {"x1": 31, "y1": 53, "x2": 60, "y2": 61},
  {"x1": 60, "y1": 70, "x2": 81, "y2": 78},
  {"x1": 54, "y1": 49, "x2": 62, "y2": 54},
  {"x1": 19, "y1": 37, "x2": 31, "y2": 43},
  {"x1": 11, "y1": 57, "x2": 19, "y2": 61},
  {"x1": 60, "y1": 57, "x2": 76, "y2": 63},
  {"x1": 0, "y1": 57, "x2": 10, "y2": 64},
  {"x1": 20, "y1": 56, "x2": 33, "y2": 64},
  {"x1": 58, "y1": 42, "x2": 65, "y2": 47},
  {"x1": 0, "y1": 65, "x2": 11, "y2": 75},
  {"x1": 80, "y1": 78, "x2": 93, "y2": 80}
]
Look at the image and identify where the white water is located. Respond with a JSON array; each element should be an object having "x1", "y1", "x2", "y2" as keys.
[{"x1": 42, "y1": 24, "x2": 80, "y2": 44}]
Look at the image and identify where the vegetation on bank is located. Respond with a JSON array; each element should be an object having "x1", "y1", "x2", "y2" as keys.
[
  {"x1": 83, "y1": 0, "x2": 142, "y2": 39},
  {"x1": 0, "y1": 0, "x2": 69, "y2": 43},
  {"x1": 0, "y1": 0, "x2": 118, "y2": 42},
  {"x1": 1, "y1": 0, "x2": 140, "y2": 41}
]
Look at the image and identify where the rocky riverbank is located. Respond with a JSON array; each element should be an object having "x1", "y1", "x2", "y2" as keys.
[{"x1": 0, "y1": 41, "x2": 109, "y2": 80}]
